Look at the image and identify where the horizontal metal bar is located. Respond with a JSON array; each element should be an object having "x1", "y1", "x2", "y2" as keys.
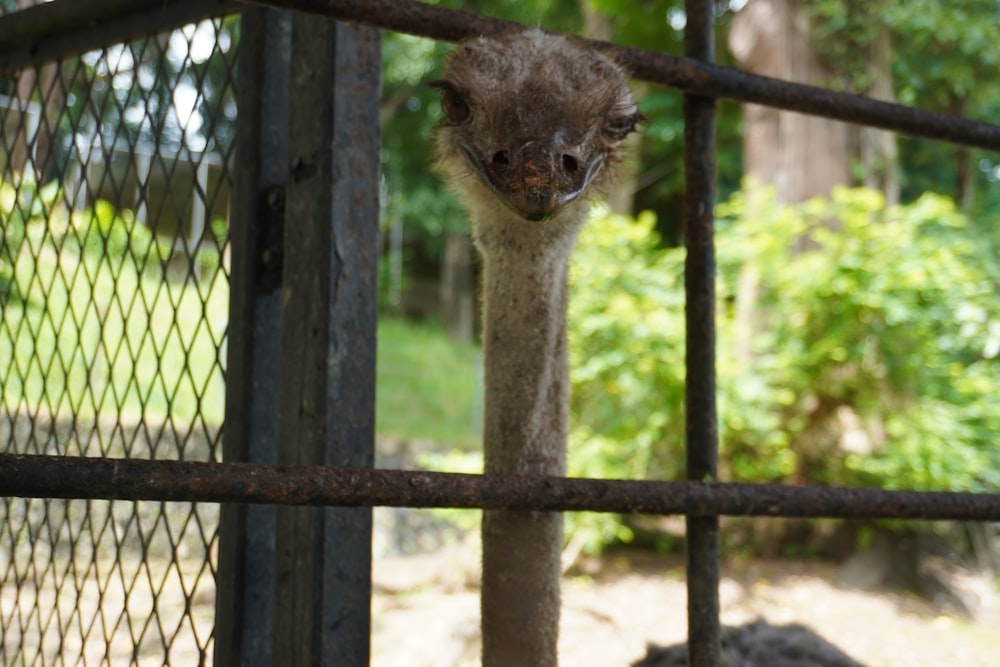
[
  {"x1": 2, "y1": 454, "x2": 999, "y2": 521},
  {"x1": 235, "y1": 0, "x2": 1000, "y2": 152},
  {"x1": 0, "y1": 0, "x2": 237, "y2": 73}
]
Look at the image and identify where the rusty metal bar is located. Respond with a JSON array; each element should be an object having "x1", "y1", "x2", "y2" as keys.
[
  {"x1": 683, "y1": 1, "x2": 721, "y2": 665},
  {"x1": 214, "y1": 7, "x2": 291, "y2": 667},
  {"x1": 3, "y1": 454, "x2": 1000, "y2": 521},
  {"x1": 0, "y1": 0, "x2": 238, "y2": 73},
  {"x1": 236, "y1": 0, "x2": 1000, "y2": 152}
]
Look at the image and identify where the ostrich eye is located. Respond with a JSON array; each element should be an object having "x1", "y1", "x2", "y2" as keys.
[
  {"x1": 431, "y1": 80, "x2": 471, "y2": 124},
  {"x1": 442, "y1": 90, "x2": 471, "y2": 123},
  {"x1": 603, "y1": 112, "x2": 645, "y2": 141}
]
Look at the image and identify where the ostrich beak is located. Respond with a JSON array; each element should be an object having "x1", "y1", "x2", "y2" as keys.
[{"x1": 459, "y1": 137, "x2": 604, "y2": 222}]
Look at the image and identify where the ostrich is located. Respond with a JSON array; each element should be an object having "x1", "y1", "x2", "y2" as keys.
[
  {"x1": 433, "y1": 28, "x2": 642, "y2": 666},
  {"x1": 433, "y1": 28, "x2": 864, "y2": 667}
]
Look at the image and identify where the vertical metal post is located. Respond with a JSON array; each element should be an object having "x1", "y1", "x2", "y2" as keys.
[
  {"x1": 271, "y1": 15, "x2": 381, "y2": 667},
  {"x1": 683, "y1": 1, "x2": 721, "y2": 666},
  {"x1": 215, "y1": 8, "x2": 291, "y2": 667}
]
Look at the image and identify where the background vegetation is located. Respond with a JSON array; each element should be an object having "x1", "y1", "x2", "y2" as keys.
[{"x1": 566, "y1": 190, "x2": 1000, "y2": 551}]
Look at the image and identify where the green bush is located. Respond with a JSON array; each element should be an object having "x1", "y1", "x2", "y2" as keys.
[
  {"x1": 569, "y1": 209, "x2": 686, "y2": 482},
  {"x1": 566, "y1": 186, "x2": 1000, "y2": 551},
  {"x1": 722, "y1": 185, "x2": 1000, "y2": 492}
]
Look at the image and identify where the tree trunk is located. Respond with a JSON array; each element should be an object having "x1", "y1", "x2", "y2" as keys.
[
  {"x1": 8, "y1": 0, "x2": 62, "y2": 182},
  {"x1": 729, "y1": 1, "x2": 859, "y2": 488},
  {"x1": 730, "y1": 0, "x2": 853, "y2": 205},
  {"x1": 950, "y1": 97, "x2": 975, "y2": 211},
  {"x1": 860, "y1": 24, "x2": 899, "y2": 205},
  {"x1": 730, "y1": 0, "x2": 856, "y2": 363}
]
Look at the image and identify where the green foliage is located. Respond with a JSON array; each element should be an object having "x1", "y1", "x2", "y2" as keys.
[
  {"x1": 380, "y1": 31, "x2": 464, "y2": 249},
  {"x1": 566, "y1": 186, "x2": 1000, "y2": 549},
  {"x1": 584, "y1": 0, "x2": 745, "y2": 239},
  {"x1": 587, "y1": 0, "x2": 685, "y2": 52},
  {"x1": 375, "y1": 316, "x2": 485, "y2": 542},
  {"x1": 806, "y1": 0, "x2": 1000, "y2": 223},
  {"x1": 720, "y1": 185, "x2": 1000, "y2": 491},
  {"x1": 0, "y1": 178, "x2": 54, "y2": 302},
  {"x1": 565, "y1": 208, "x2": 682, "y2": 552},
  {"x1": 570, "y1": 208, "x2": 686, "y2": 481},
  {"x1": 807, "y1": 0, "x2": 1000, "y2": 105}
]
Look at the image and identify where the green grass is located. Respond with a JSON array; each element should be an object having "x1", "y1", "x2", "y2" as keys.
[{"x1": 376, "y1": 317, "x2": 482, "y2": 450}]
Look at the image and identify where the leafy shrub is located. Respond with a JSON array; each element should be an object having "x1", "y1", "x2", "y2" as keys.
[
  {"x1": 566, "y1": 186, "x2": 1000, "y2": 551},
  {"x1": 570, "y1": 209, "x2": 687, "y2": 483},
  {"x1": 722, "y1": 185, "x2": 1000, "y2": 492}
]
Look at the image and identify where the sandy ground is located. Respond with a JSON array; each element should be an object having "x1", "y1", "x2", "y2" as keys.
[
  {"x1": 3, "y1": 503, "x2": 997, "y2": 666},
  {"x1": 372, "y1": 531, "x2": 1000, "y2": 667}
]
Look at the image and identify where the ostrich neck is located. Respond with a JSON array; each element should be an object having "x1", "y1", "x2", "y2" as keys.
[
  {"x1": 478, "y1": 218, "x2": 582, "y2": 478},
  {"x1": 473, "y1": 198, "x2": 587, "y2": 667},
  {"x1": 477, "y1": 221, "x2": 577, "y2": 667}
]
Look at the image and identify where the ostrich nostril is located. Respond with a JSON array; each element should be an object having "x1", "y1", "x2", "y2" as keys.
[
  {"x1": 561, "y1": 154, "x2": 580, "y2": 173},
  {"x1": 491, "y1": 150, "x2": 510, "y2": 170}
]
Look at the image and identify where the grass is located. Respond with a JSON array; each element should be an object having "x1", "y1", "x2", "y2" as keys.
[{"x1": 376, "y1": 317, "x2": 482, "y2": 450}]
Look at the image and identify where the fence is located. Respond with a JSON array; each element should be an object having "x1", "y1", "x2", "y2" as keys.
[
  {"x1": 1, "y1": 3, "x2": 236, "y2": 664},
  {"x1": 1, "y1": 1, "x2": 998, "y2": 666}
]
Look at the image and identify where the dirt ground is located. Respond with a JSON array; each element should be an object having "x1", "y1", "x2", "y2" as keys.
[
  {"x1": 371, "y1": 525, "x2": 1000, "y2": 667},
  {"x1": 3, "y1": 499, "x2": 996, "y2": 665}
]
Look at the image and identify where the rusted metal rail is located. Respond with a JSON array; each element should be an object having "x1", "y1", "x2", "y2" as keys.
[
  {"x1": 237, "y1": 0, "x2": 1000, "y2": 152},
  {"x1": 3, "y1": 454, "x2": 1000, "y2": 520}
]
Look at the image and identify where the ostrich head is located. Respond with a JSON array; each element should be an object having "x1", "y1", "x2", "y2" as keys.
[{"x1": 433, "y1": 29, "x2": 643, "y2": 224}]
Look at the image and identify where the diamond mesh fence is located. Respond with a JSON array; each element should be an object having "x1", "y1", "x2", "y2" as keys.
[{"x1": 1, "y1": 13, "x2": 237, "y2": 665}]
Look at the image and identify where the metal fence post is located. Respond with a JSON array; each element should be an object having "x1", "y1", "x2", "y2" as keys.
[
  {"x1": 684, "y1": 0, "x2": 721, "y2": 665},
  {"x1": 271, "y1": 15, "x2": 381, "y2": 667},
  {"x1": 215, "y1": 7, "x2": 292, "y2": 667}
]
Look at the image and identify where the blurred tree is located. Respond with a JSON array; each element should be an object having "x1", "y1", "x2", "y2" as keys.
[
  {"x1": 730, "y1": 0, "x2": 853, "y2": 206},
  {"x1": 3, "y1": 15, "x2": 239, "y2": 182},
  {"x1": 586, "y1": 0, "x2": 746, "y2": 245},
  {"x1": 4, "y1": 0, "x2": 61, "y2": 181}
]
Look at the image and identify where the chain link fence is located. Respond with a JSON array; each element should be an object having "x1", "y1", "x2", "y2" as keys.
[{"x1": 1, "y1": 11, "x2": 236, "y2": 664}]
